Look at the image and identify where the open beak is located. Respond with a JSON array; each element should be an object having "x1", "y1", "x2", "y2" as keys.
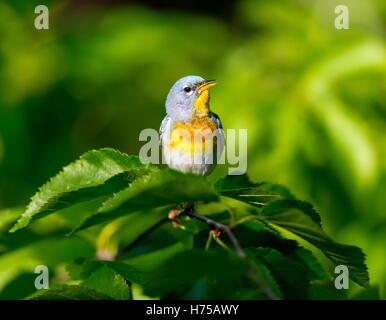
[{"x1": 197, "y1": 79, "x2": 218, "y2": 94}]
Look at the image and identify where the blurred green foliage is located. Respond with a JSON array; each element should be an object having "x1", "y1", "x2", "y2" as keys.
[{"x1": 0, "y1": 0, "x2": 385, "y2": 299}]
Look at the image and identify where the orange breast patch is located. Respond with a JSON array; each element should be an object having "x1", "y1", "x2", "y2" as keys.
[{"x1": 169, "y1": 118, "x2": 219, "y2": 153}]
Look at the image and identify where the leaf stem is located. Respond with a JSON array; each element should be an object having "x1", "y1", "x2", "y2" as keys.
[{"x1": 204, "y1": 231, "x2": 213, "y2": 251}]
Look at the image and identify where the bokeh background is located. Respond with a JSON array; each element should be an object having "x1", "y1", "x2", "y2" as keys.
[{"x1": 0, "y1": 0, "x2": 385, "y2": 298}]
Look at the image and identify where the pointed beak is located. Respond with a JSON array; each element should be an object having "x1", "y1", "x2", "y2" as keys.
[{"x1": 197, "y1": 79, "x2": 218, "y2": 94}]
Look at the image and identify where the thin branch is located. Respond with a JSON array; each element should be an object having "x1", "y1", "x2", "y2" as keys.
[
  {"x1": 183, "y1": 210, "x2": 246, "y2": 259},
  {"x1": 180, "y1": 204, "x2": 279, "y2": 300}
]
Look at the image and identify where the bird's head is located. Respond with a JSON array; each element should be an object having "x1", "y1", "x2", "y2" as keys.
[{"x1": 165, "y1": 75, "x2": 218, "y2": 121}]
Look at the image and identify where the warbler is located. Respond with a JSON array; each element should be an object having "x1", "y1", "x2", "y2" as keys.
[{"x1": 160, "y1": 75, "x2": 225, "y2": 176}]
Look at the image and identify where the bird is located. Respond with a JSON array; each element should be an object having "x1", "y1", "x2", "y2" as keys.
[{"x1": 160, "y1": 75, "x2": 225, "y2": 176}]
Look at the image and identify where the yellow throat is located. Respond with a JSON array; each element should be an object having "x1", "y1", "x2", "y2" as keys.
[{"x1": 193, "y1": 89, "x2": 210, "y2": 118}]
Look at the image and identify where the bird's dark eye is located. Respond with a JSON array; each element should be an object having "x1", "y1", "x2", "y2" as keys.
[{"x1": 183, "y1": 86, "x2": 192, "y2": 93}]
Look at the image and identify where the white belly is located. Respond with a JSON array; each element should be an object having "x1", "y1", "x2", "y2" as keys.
[{"x1": 162, "y1": 145, "x2": 218, "y2": 176}]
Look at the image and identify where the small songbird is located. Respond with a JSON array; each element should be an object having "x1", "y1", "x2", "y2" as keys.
[{"x1": 160, "y1": 75, "x2": 225, "y2": 176}]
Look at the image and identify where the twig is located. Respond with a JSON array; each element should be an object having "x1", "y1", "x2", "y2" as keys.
[
  {"x1": 183, "y1": 210, "x2": 246, "y2": 259},
  {"x1": 180, "y1": 203, "x2": 279, "y2": 300}
]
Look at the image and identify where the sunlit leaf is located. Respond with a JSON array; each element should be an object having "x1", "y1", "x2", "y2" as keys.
[
  {"x1": 10, "y1": 149, "x2": 154, "y2": 232},
  {"x1": 71, "y1": 169, "x2": 219, "y2": 233},
  {"x1": 82, "y1": 265, "x2": 129, "y2": 300}
]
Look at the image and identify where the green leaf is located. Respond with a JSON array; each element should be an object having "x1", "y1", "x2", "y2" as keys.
[
  {"x1": 351, "y1": 286, "x2": 380, "y2": 300},
  {"x1": 294, "y1": 247, "x2": 327, "y2": 280},
  {"x1": 82, "y1": 265, "x2": 130, "y2": 300},
  {"x1": 97, "y1": 206, "x2": 169, "y2": 250},
  {"x1": 0, "y1": 273, "x2": 38, "y2": 300},
  {"x1": 308, "y1": 283, "x2": 347, "y2": 300},
  {"x1": 239, "y1": 220, "x2": 327, "y2": 281},
  {"x1": 215, "y1": 174, "x2": 294, "y2": 208},
  {"x1": 142, "y1": 249, "x2": 248, "y2": 299},
  {"x1": 102, "y1": 261, "x2": 147, "y2": 285},
  {"x1": 260, "y1": 201, "x2": 369, "y2": 287},
  {"x1": 0, "y1": 237, "x2": 94, "y2": 292},
  {"x1": 66, "y1": 258, "x2": 147, "y2": 285},
  {"x1": 244, "y1": 252, "x2": 282, "y2": 300},
  {"x1": 262, "y1": 199, "x2": 321, "y2": 226},
  {"x1": 10, "y1": 148, "x2": 154, "y2": 232},
  {"x1": 235, "y1": 220, "x2": 300, "y2": 253},
  {"x1": 122, "y1": 242, "x2": 186, "y2": 273},
  {"x1": 214, "y1": 174, "x2": 255, "y2": 190},
  {"x1": 246, "y1": 247, "x2": 309, "y2": 299},
  {"x1": 26, "y1": 286, "x2": 111, "y2": 300},
  {"x1": 71, "y1": 169, "x2": 219, "y2": 233},
  {"x1": 85, "y1": 260, "x2": 146, "y2": 285}
]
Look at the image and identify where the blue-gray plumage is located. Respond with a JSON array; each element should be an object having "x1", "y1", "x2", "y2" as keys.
[{"x1": 165, "y1": 75, "x2": 205, "y2": 122}]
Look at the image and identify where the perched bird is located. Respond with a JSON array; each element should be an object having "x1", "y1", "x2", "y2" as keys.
[{"x1": 160, "y1": 75, "x2": 225, "y2": 176}]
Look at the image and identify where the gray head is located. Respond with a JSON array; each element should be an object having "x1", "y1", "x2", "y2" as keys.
[{"x1": 165, "y1": 75, "x2": 217, "y2": 121}]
